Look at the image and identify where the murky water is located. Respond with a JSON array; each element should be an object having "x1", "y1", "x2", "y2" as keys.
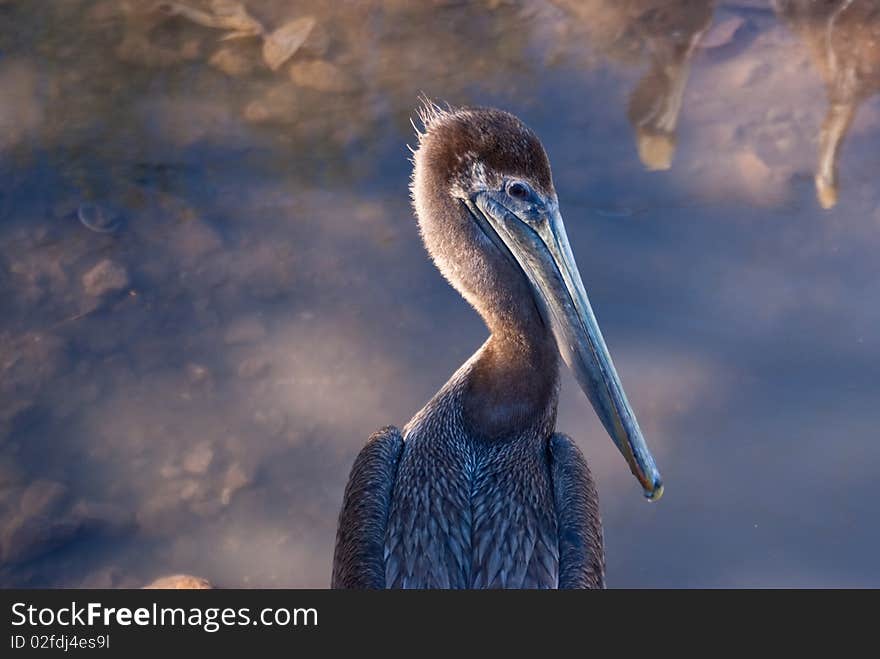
[{"x1": 1, "y1": 0, "x2": 878, "y2": 588}]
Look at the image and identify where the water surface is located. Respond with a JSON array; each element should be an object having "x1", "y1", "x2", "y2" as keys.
[{"x1": 1, "y1": 0, "x2": 878, "y2": 587}]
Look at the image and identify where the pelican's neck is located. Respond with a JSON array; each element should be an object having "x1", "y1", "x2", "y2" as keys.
[
  {"x1": 462, "y1": 313, "x2": 560, "y2": 443},
  {"x1": 413, "y1": 161, "x2": 561, "y2": 441}
]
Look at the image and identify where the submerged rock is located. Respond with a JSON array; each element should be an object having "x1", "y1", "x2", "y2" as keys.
[
  {"x1": 221, "y1": 461, "x2": 253, "y2": 505},
  {"x1": 156, "y1": 0, "x2": 263, "y2": 37},
  {"x1": 82, "y1": 260, "x2": 130, "y2": 298},
  {"x1": 289, "y1": 59, "x2": 360, "y2": 93},
  {"x1": 237, "y1": 356, "x2": 271, "y2": 379},
  {"x1": 699, "y1": 15, "x2": 746, "y2": 50},
  {"x1": 178, "y1": 479, "x2": 201, "y2": 501},
  {"x1": 300, "y1": 22, "x2": 330, "y2": 57},
  {"x1": 183, "y1": 441, "x2": 214, "y2": 475},
  {"x1": 209, "y1": 47, "x2": 255, "y2": 77},
  {"x1": 262, "y1": 16, "x2": 315, "y2": 71},
  {"x1": 159, "y1": 463, "x2": 182, "y2": 479},
  {"x1": 242, "y1": 83, "x2": 299, "y2": 124},
  {"x1": 144, "y1": 574, "x2": 212, "y2": 589}
]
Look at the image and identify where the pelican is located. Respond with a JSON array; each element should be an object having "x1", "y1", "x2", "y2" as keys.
[{"x1": 332, "y1": 104, "x2": 662, "y2": 589}]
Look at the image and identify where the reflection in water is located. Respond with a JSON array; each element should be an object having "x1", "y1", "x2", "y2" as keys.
[
  {"x1": 775, "y1": 0, "x2": 880, "y2": 209},
  {"x1": 0, "y1": 0, "x2": 879, "y2": 588},
  {"x1": 553, "y1": 0, "x2": 716, "y2": 170}
]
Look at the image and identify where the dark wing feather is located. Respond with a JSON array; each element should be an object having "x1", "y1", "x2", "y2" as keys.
[
  {"x1": 549, "y1": 433, "x2": 605, "y2": 589},
  {"x1": 331, "y1": 426, "x2": 403, "y2": 589}
]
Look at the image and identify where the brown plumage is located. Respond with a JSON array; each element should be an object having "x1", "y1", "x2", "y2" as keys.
[{"x1": 332, "y1": 103, "x2": 660, "y2": 589}]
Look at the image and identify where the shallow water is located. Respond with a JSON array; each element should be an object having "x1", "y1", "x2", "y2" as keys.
[{"x1": 1, "y1": 0, "x2": 878, "y2": 588}]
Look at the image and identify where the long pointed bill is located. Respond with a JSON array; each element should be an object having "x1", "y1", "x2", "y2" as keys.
[{"x1": 471, "y1": 193, "x2": 663, "y2": 500}]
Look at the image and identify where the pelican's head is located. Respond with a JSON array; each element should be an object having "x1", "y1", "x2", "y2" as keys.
[{"x1": 410, "y1": 102, "x2": 663, "y2": 500}]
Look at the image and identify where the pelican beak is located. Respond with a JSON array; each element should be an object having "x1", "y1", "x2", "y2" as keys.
[{"x1": 469, "y1": 192, "x2": 663, "y2": 500}]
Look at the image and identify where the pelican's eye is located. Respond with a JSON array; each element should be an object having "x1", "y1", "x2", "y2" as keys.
[{"x1": 506, "y1": 181, "x2": 531, "y2": 201}]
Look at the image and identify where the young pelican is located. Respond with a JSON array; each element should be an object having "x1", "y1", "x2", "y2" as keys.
[{"x1": 332, "y1": 104, "x2": 662, "y2": 589}]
